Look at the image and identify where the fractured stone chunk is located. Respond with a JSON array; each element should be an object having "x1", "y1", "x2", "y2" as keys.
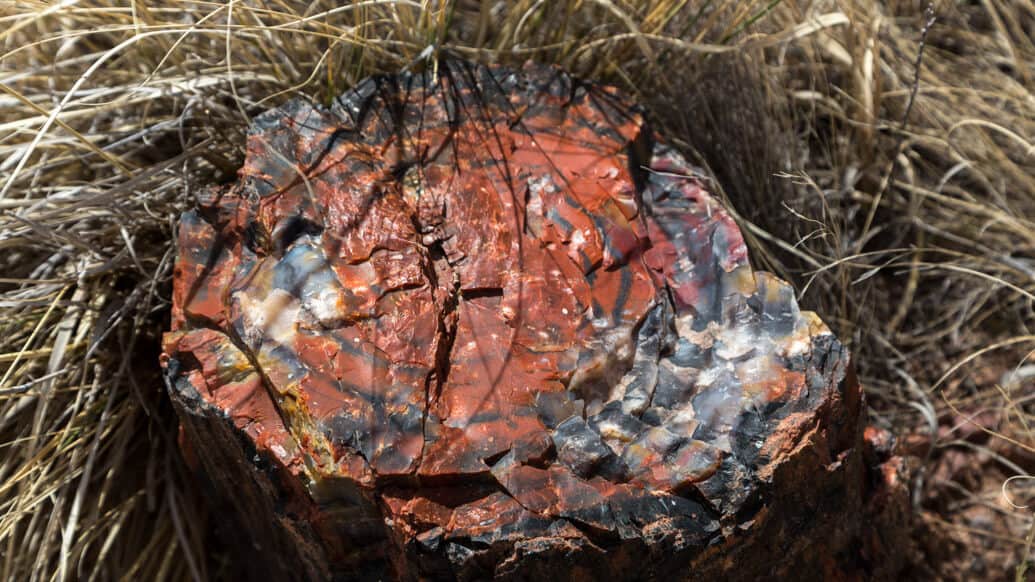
[{"x1": 162, "y1": 60, "x2": 865, "y2": 581}]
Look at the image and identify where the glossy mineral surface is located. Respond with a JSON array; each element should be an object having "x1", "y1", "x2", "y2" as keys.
[{"x1": 163, "y1": 61, "x2": 855, "y2": 579}]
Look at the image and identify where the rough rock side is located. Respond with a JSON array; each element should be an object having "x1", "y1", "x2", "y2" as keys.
[{"x1": 162, "y1": 61, "x2": 873, "y2": 581}]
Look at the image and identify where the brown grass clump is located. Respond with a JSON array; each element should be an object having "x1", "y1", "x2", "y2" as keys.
[{"x1": 0, "y1": 1, "x2": 1031, "y2": 579}]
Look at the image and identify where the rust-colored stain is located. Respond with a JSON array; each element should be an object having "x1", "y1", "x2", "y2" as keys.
[{"x1": 163, "y1": 61, "x2": 858, "y2": 579}]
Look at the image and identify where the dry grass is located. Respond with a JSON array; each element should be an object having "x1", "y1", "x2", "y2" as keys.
[{"x1": 0, "y1": 0, "x2": 1032, "y2": 580}]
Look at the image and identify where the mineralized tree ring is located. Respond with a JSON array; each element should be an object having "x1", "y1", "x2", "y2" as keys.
[{"x1": 162, "y1": 60, "x2": 863, "y2": 581}]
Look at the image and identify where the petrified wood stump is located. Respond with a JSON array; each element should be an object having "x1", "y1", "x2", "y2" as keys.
[{"x1": 162, "y1": 61, "x2": 874, "y2": 580}]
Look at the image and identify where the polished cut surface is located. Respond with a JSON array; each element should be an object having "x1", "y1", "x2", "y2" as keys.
[{"x1": 163, "y1": 61, "x2": 860, "y2": 580}]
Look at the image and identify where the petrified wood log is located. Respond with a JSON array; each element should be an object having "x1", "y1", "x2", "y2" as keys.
[{"x1": 162, "y1": 61, "x2": 877, "y2": 580}]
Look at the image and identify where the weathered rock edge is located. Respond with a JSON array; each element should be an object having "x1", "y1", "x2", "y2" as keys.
[{"x1": 162, "y1": 60, "x2": 897, "y2": 581}]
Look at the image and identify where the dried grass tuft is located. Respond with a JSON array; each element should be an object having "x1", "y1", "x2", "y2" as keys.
[{"x1": 0, "y1": 0, "x2": 1032, "y2": 579}]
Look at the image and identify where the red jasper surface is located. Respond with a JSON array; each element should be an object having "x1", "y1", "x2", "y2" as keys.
[{"x1": 163, "y1": 61, "x2": 858, "y2": 580}]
